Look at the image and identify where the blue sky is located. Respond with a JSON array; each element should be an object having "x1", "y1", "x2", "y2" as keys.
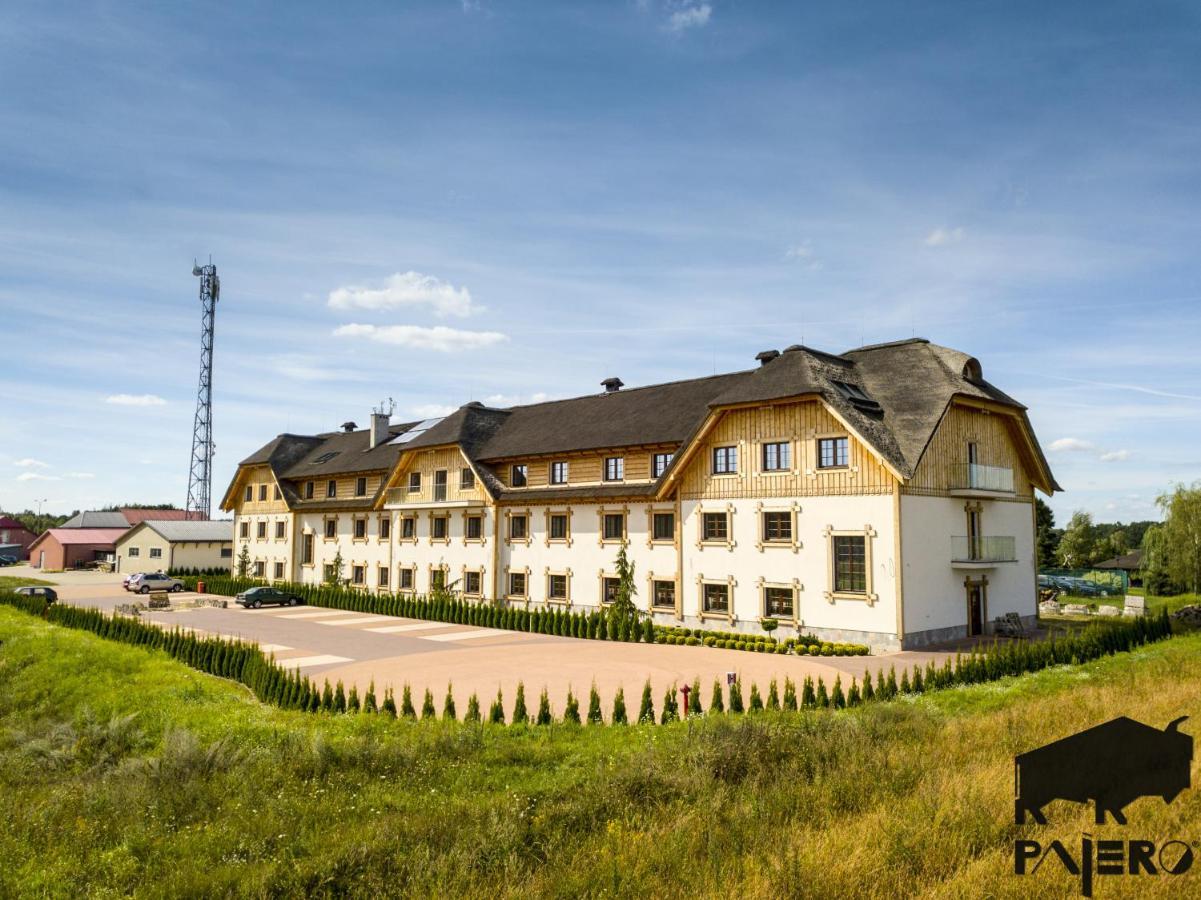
[{"x1": 1, "y1": 0, "x2": 1198, "y2": 526}]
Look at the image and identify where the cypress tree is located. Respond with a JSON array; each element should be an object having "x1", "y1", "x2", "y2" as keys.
[
  {"x1": 334, "y1": 681, "x2": 347, "y2": 713},
  {"x1": 401, "y1": 684, "x2": 416, "y2": 719},
  {"x1": 642, "y1": 618, "x2": 655, "y2": 643},
  {"x1": 612, "y1": 687, "x2": 628, "y2": 724},
  {"x1": 783, "y1": 677, "x2": 797, "y2": 711},
  {"x1": 347, "y1": 685, "x2": 361, "y2": 713},
  {"x1": 421, "y1": 688, "x2": 436, "y2": 719},
  {"x1": 513, "y1": 682, "x2": 529, "y2": 724},
  {"x1": 489, "y1": 689, "x2": 505, "y2": 724},
  {"x1": 710, "y1": 679, "x2": 725, "y2": 713},
  {"x1": 689, "y1": 678, "x2": 703, "y2": 716},
  {"x1": 587, "y1": 683, "x2": 603, "y2": 724},
  {"x1": 536, "y1": 688, "x2": 553, "y2": 725},
  {"x1": 465, "y1": 693, "x2": 481, "y2": 723},
  {"x1": 443, "y1": 684, "x2": 457, "y2": 721},
  {"x1": 899, "y1": 668, "x2": 911, "y2": 695},
  {"x1": 321, "y1": 680, "x2": 335, "y2": 711},
  {"x1": 885, "y1": 666, "x2": 898, "y2": 699},
  {"x1": 748, "y1": 683, "x2": 764, "y2": 712},
  {"x1": 862, "y1": 669, "x2": 875, "y2": 702},
  {"x1": 766, "y1": 678, "x2": 780, "y2": 710},
  {"x1": 815, "y1": 677, "x2": 829, "y2": 708},
  {"x1": 660, "y1": 686, "x2": 678, "y2": 724},
  {"x1": 382, "y1": 688, "x2": 397, "y2": 718},
  {"x1": 875, "y1": 668, "x2": 887, "y2": 699},
  {"x1": 831, "y1": 676, "x2": 846, "y2": 709},
  {"x1": 364, "y1": 680, "x2": 378, "y2": 713},
  {"x1": 638, "y1": 679, "x2": 655, "y2": 723},
  {"x1": 801, "y1": 676, "x2": 816, "y2": 708},
  {"x1": 563, "y1": 689, "x2": 581, "y2": 724},
  {"x1": 846, "y1": 678, "x2": 861, "y2": 707},
  {"x1": 911, "y1": 666, "x2": 924, "y2": 694},
  {"x1": 728, "y1": 679, "x2": 745, "y2": 714}
]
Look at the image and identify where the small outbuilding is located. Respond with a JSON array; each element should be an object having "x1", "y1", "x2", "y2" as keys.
[
  {"x1": 0, "y1": 516, "x2": 38, "y2": 559},
  {"x1": 114, "y1": 520, "x2": 234, "y2": 574},
  {"x1": 27, "y1": 528, "x2": 129, "y2": 570}
]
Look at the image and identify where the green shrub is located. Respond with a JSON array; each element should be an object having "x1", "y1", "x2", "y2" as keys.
[
  {"x1": 611, "y1": 687, "x2": 628, "y2": 725},
  {"x1": 464, "y1": 693, "x2": 481, "y2": 723},
  {"x1": 587, "y1": 683, "x2": 603, "y2": 724},
  {"x1": 488, "y1": 689, "x2": 505, "y2": 724},
  {"x1": 710, "y1": 679, "x2": 725, "y2": 713},
  {"x1": 536, "y1": 688, "x2": 552, "y2": 726},
  {"x1": 443, "y1": 685, "x2": 457, "y2": 721},
  {"x1": 563, "y1": 689, "x2": 581, "y2": 725},
  {"x1": 638, "y1": 680, "x2": 655, "y2": 724},
  {"x1": 512, "y1": 682, "x2": 529, "y2": 725}
]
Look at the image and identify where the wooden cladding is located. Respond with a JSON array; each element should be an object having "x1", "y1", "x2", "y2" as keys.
[
  {"x1": 906, "y1": 403, "x2": 1034, "y2": 498},
  {"x1": 394, "y1": 447, "x2": 487, "y2": 503},
  {"x1": 232, "y1": 465, "x2": 290, "y2": 514},
  {"x1": 677, "y1": 402, "x2": 896, "y2": 500},
  {"x1": 492, "y1": 446, "x2": 671, "y2": 489}
]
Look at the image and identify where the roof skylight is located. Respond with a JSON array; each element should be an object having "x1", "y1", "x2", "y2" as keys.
[{"x1": 389, "y1": 417, "x2": 445, "y2": 445}]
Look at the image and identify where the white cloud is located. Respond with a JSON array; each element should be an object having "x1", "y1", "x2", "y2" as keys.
[
  {"x1": 328, "y1": 271, "x2": 478, "y2": 318},
  {"x1": 1049, "y1": 437, "x2": 1095, "y2": 453},
  {"x1": 924, "y1": 226, "x2": 965, "y2": 247},
  {"x1": 17, "y1": 472, "x2": 60, "y2": 482},
  {"x1": 409, "y1": 403, "x2": 458, "y2": 419},
  {"x1": 66, "y1": 472, "x2": 95, "y2": 479},
  {"x1": 1099, "y1": 450, "x2": 1131, "y2": 462},
  {"x1": 666, "y1": 2, "x2": 711, "y2": 31},
  {"x1": 482, "y1": 391, "x2": 551, "y2": 407},
  {"x1": 106, "y1": 393, "x2": 167, "y2": 406},
  {"x1": 13, "y1": 458, "x2": 48, "y2": 468},
  {"x1": 333, "y1": 323, "x2": 508, "y2": 353}
]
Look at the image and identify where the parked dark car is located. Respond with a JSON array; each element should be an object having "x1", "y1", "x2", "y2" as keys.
[
  {"x1": 236, "y1": 586, "x2": 303, "y2": 609},
  {"x1": 13, "y1": 586, "x2": 57, "y2": 604},
  {"x1": 0, "y1": 555, "x2": 18, "y2": 567}
]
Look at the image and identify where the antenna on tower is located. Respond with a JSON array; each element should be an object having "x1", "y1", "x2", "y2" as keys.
[{"x1": 186, "y1": 259, "x2": 219, "y2": 520}]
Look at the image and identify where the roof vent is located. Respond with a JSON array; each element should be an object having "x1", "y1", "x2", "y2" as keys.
[
  {"x1": 962, "y1": 358, "x2": 983, "y2": 382},
  {"x1": 755, "y1": 349, "x2": 780, "y2": 366},
  {"x1": 340, "y1": 421, "x2": 357, "y2": 433},
  {"x1": 601, "y1": 377, "x2": 624, "y2": 393}
]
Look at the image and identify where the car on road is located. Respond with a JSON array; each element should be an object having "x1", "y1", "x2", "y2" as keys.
[
  {"x1": 236, "y1": 586, "x2": 303, "y2": 609},
  {"x1": 13, "y1": 586, "x2": 57, "y2": 604},
  {"x1": 130, "y1": 573, "x2": 185, "y2": 594}
]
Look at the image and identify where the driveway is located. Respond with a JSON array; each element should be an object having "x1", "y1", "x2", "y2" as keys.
[{"x1": 28, "y1": 567, "x2": 963, "y2": 720}]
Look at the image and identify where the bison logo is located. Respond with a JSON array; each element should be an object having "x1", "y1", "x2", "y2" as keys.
[{"x1": 1015, "y1": 716, "x2": 1192, "y2": 825}]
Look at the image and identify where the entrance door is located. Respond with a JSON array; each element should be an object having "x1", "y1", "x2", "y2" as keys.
[
  {"x1": 967, "y1": 584, "x2": 984, "y2": 636},
  {"x1": 38, "y1": 550, "x2": 44, "y2": 568}
]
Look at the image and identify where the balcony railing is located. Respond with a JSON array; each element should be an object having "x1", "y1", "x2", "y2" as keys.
[
  {"x1": 433, "y1": 484, "x2": 448, "y2": 502},
  {"x1": 950, "y1": 463, "x2": 1014, "y2": 493},
  {"x1": 951, "y1": 535, "x2": 1017, "y2": 563}
]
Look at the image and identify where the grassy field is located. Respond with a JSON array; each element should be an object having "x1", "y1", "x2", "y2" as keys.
[
  {"x1": 0, "y1": 574, "x2": 55, "y2": 590},
  {"x1": 2, "y1": 607, "x2": 1199, "y2": 898}
]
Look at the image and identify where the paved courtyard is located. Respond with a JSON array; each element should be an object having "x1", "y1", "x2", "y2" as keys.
[{"x1": 22, "y1": 567, "x2": 966, "y2": 718}]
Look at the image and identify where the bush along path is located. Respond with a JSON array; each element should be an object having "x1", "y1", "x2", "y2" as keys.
[
  {"x1": 177, "y1": 574, "x2": 871, "y2": 657},
  {"x1": 1, "y1": 590, "x2": 1174, "y2": 726}
]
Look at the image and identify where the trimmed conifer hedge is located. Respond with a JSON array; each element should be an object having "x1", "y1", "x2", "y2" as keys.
[{"x1": 0, "y1": 591, "x2": 1174, "y2": 726}]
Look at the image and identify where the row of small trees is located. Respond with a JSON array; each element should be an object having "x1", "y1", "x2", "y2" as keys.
[{"x1": 0, "y1": 590, "x2": 1173, "y2": 726}]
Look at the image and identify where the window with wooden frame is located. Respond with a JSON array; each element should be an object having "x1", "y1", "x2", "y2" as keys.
[
  {"x1": 275, "y1": 521, "x2": 286, "y2": 540},
  {"x1": 398, "y1": 566, "x2": 415, "y2": 590},
  {"x1": 761, "y1": 441, "x2": 791, "y2": 472},
  {"x1": 463, "y1": 570, "x2": 482, "y2": 596},
  {"x1": 377, "y1": 566, "x2": 389, "y2": 588},
  {"x1": 355, "y1": 476, "x2": 367, "y2": 497},
  {"x1": 712, "y1": 445, "x2": 738, "y2": 475},
  {"x1": 273, "y1": 561, "x2": 284, "y2": 580},
  {"x1": 701, "y1": 581, "x2": 730, "y2": 614},
  {"x1": 379, "y1": 516, "x2": 391, "y2": 540},
  {"x1": 548, "y1": 512, "x2": 569, "y2": 542},
  {"x1": 601, "y1": 512, "x2": 626, "y2": 543},
  {"x1": 128, "y1": 547, "x2": 140, "y2": 557},
  {"x1": 761, "y1": 511, "x2": 792, "y2": 543},
  {"x1": 254, "y1": 560, "x2": 265, "y2": 578},
  {"x1": 400, "y1": 515, "x2": 416, "y2": 540},
  {"x1": 508, "y1": 513, "x2": 528, "y2": 541},
  {"x1": 353, "y1": 517, "x2": 367, "y2": 540},
  {"x1": 408, "y1": 472, "x2": 421, "y2": 493},
  {"x1": 651, "y1": 579, "x2": 676, "y2": 610},
  {"x1": 510, "y1": 464, "x2": 528, "y2": 487},
  {"x1": 651, "y1": 511, "x2": 675, "y2": 543},
  {"x1": 459, "y1": 467, "x2": 475, "y2": 490},
  {"x1": 464, "y1": 514, "x2": 483, "y2": 541},
  {"x1": 433, "y1": 469, "x2": 448, "y2": 502},
  {"x1": 324, "y1": 517, "x2": 337, "y2": 540},
  {"x1": 652, "y1": 452, "x2": 674, "y2": 478},
  {"x1": 258, "y1": 484, "x2": 268, "y2": 501},
  {"x1": 702, "y1": 511, "x2": 729, "y2": 542},
  {"x1": 604, "y1": 456, "x2": 624, "y2": 481},
  {"x1": 326, "y1": 479, "x2": 337, "y2": 498},
  {"x1": 431, "y1": 514, "x2": 449, "y2": 542},
  {"x1": 352, "y1": 565, "x2": 366, "y2": 586},
  {"x1": 274, "y1": 485, "x2": 282, "y2": 501},
  {"x1": 600, "y1": 576, "x2": 620, "y2": 605},
  {"x1": 244, "y1": 486, "x2": 252, "y2": 502},
  {"x1": 304, "y1": 481, "x2": 314, "y2": 499},
  {"x1": 549, "y1": 461, "x2": 568, "y2": 484},
  {"x1": 833, "y1": 535, "x2": 866, "y2": 593},
  {"x1": 762, "y1": 584, "x2": 797, "y2": 619},
  {"x1": 301, "y1": 533, "x2": 314, "y2": 565},
  {"x1": 256, "y1": 521, "x2": 267, "y2": 539},
  {"x1": 239, "y1": 521, "x2": 249, "y2": 539},
  {"x1": 323, "y1": 563, "x2": 335, "y2": 582},
  {"x1": 430, "y1": 568, "x2": 447, "y2": 591},
  {"x1": 817, "y1": 436, "x2": 849, "y2": 469},
  {"x1": 547, "y1": 572, "x2": 569, "y2": 603},
  {"x1": 507, "y1": 571, "x2": 527, "y2": 598}
]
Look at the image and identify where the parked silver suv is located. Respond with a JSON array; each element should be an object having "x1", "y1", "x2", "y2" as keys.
[{"x1": 131, "y1": 573, "x2": 185, "y2": 594}]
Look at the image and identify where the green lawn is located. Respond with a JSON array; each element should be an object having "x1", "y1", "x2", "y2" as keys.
[
  {"x1": 0, "y1": 574, "x2": 55, "y2": 590},
  {"x1": 1, "y1": 606, "x2": 1199, "y2": 898}
]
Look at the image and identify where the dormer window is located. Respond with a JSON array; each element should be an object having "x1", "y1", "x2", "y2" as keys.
[{"x1": 831, "y1": 380, "x2": 882, "y2": 413}]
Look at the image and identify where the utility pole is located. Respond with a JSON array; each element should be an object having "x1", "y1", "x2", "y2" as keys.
[{"x1": 186, "y1": 261, "x2": 219, "y2": 520}]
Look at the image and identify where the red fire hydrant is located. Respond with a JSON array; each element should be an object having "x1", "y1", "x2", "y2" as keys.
[{"x1": 680, "y1": 683, "x2": 691, "y2": 718}]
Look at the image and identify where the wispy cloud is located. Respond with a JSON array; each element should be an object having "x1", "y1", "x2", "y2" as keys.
[
  {"x1": 105, "y1": 393, "x2": 167, "y2": 406},
  {"x1": 66, "y1": 471, "x2": 96, "y2": 479},
  {"x1": 482, "y1": 391, "x2": 551, "y2": 407},
  {"x1": 1099, "y1": 450, "x2": 1131, "y2": 462},
  {"x1": 13, "y1": 458, "x2": 48, "y2": 468},
  {"x1": 784, "y1": 241, "x2": 823, "y2": 270},
  {"x1": 924, "y1": 226, "x2": 965, "y2": 247},
  {"x1": 17, "y1": 472, "x2": 60, "y2": 482},
  {"x1": 666, "y1": 2, "x2": 712, "y2": 32},
  {"x1": 328, "y1": 271, "x2": 478, "y2": 318},
  {"x1": 1049, "y1": 437, "x2": 1095, "y2": 453},
  {"x1": 333, "y1": 323, "x2": 508, "y2": 352},
  {"x1": 271, "y1": 355, "x2": 365, "y2": 383}
]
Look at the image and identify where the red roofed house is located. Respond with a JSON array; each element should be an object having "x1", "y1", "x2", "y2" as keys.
[
  {"x1": 0, "y1": 516, "x2": 38, "y2": 560},
  {"x1": 27, "y1": 528, "x2": 129, "y2": 571}
]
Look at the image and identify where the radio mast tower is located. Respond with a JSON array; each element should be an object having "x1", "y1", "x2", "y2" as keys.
[{"x1": 185, "y1": 260, "x2": 219, "y2": 519}]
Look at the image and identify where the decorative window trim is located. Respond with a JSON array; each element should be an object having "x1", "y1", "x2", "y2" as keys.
[
  {"x1": 756, "y1": 437, "x2": 797, "y2": 476},
  {"x1": 398, "y1": 514, "x2": 418, "y2": 545},
  {"x1": 603, "y1": 456, "x2": 625, "y2": 482},
  {"x1": 646, "y1": 508, "x2": 677, "y2": 549},
  {"x1": 350, "y1": 561, "x2": 368, "y2": 588},
  {"x1": 696, "y1": 503, "x2": 736, "y2": 551},
  {"x1": 377, "y1": 514, "x2": 391, "y2": 543},
  {"x1": 544, "y1": 508, "x2": 573, "y2": 547},
  {"x1": 274, "y1": 520, "x2": 287, "y2": 542},
  {"x1": 504, "y1": 508, "x2": 533, "y2": 546},
  {"x1": 352, "y1": 515, "x2": 369, "y2": 544},
  {"x1": 809, "y1": 433, "x2": 857, "y2": 477},
  {"x1": 756, "y1": 576, "x2": 802, "y2": 626},
  {"x1": 504, "y1": 565, "x2": 531, "y2": 605},
  {"x1": 646, "y1": 570, "x2": 681, "y2": 618},
  {"x1": 549, "y1": 460, "x2": 569, "y2": 486},
  {"x1": 376, "y1": 565, "x2": 390, "y2": 591},
  {"x1": 711, "y1": 444, "x2": 740, "y2": 477},
  {"x1": 755, "y1": 501, "x2": 801, "y2": 553},
  {"x1": 427, "y1": 563, "x2": 450, "y2": 593},
  {"x1": 462, "y1": 511, "x2": 487, "y2": 546},
  {"x1": 597, "y1": 505, "x2": 630, "y2": 547},
  {"x1": 544, "y1": 567, "x2": 573, "y2": 606},
  {"x1": 822, "y1": 524, "x2": 877, "y2": 604},
  {"x1": 696, "y1": 574, "x2": 736, "y2": 624},
  {"x1": 428, "y1": 511, "x2": 451, "y2": 546},
  {"x1": 322, "y1": 515, "x2": 338, "y2": 542},
  {"x1": 597, "y1": 570, "x2": 621, "y2": 607},
  {"x1": 397, "y1": 565, "x2": 416, "y2": 592},
  {"x1": 300, "y1": 531, "x2": 315, "y2": 567},
  {"x1": 461, "y1": 566, "x2": 485, "y2": 598}
]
